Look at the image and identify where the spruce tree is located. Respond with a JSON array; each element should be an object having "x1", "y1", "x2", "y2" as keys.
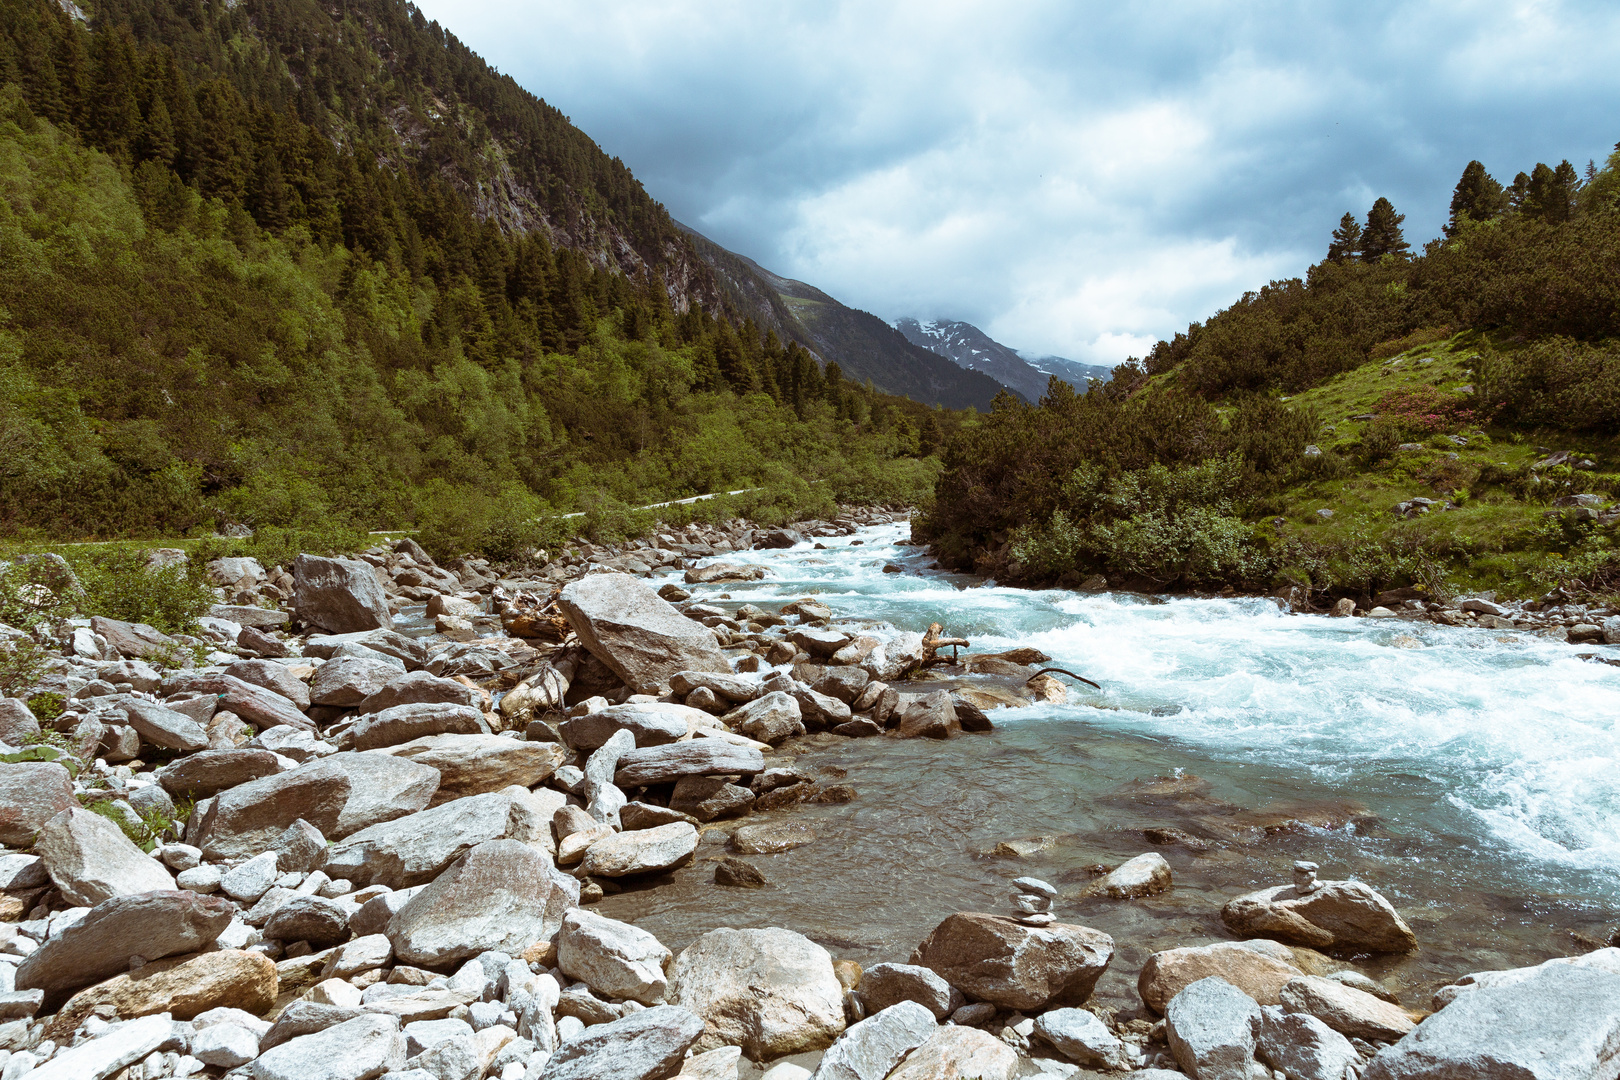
[
  {"x1": 1359, "y1": 198, "x2": 1410, "y2": 261},
  {"x1": 1326, "y1": 212, "x2": 1361, "y2": 261},
  {"x1": 1445, "y1": 160, "x2": 1506, "y2": 235}
]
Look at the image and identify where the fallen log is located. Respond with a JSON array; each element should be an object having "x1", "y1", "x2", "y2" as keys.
[
  {"x1": 922, "y1": 622, "x2": 970, "y2": 666},
  {"x1": 1028, "y1": 666, "x2": 1101, "y2": 690}
]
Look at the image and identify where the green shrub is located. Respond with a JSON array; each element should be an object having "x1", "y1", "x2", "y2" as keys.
[
  {"x1": 62, "y1": 549, "x2": 216, "y2": 635},
  {"x1": 195, "y1": 523, "x2": 372, "y2": 572}
]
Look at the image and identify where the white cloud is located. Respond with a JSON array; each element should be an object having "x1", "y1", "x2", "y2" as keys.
[{"x1": 414, "y1": 0, "x2": 1620, "y2": 364}]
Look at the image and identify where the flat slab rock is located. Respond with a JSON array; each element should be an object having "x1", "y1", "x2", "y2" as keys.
[
  {"x1": 374, "y1": 733, "x2": 564, "y2": 805},
  {"x1": 614, "y1": 740, "x2": 765, "y2": 788},
  {"x1": 912, "y1": 912, "x2": 1114, "y2": 1012},
  {"x1": 579, "y1": 820, "x2": 699, "y2": 878},
  {"x1": 324, "y1": 790, "x2": 531, "y2": 889},
  {"x1": 35, "y1": 805, "x2": 176, "y2": 907},
  {"x1": 537, "y1": 1003, "x2": 704, "y2": 1080},
  {"x1": 1138, "y1": 940, "x2": 1305, "y2": 1015}
]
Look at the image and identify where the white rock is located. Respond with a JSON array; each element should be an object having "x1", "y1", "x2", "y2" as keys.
[
  {"x1": 557, "y1": 908, "x2": 673, "y2": 1006},
  {"x1": 250, "y1": 1013, "x2": 406, "y2": 1080},
  {"x1": 811, "y1": 1000, "x2": 936, "y2": 1080},
  {"x1": 308, "y1": 977, "x2": 363, "y2": 1009},
  {"x1": 1165, "y1": 977, "x2": 1260, "y2": 1080},
  {"x1": 177, "y1": 864, "x2": 223, "y2": 893},
  {"x1": 22, "y1": 1014, "x2": 178, "y2": 1080},
  {"x1": 192, "y1": 1022, "x2": 262, "y2": 1068},
  {"x1": 1034, "y1": 1007, "x2": 1129, "y2": 1070},
  {"x1": 220, "y1": 851, "x2": 280, "y2": 903}
]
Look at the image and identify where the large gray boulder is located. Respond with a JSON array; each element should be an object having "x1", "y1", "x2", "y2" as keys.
[
  {"x1": 350, "y1": 702, "x2": 485, "y2": 750},
  {"x1": 723, "y1": 692, "x2": 804, "y2": 747},
  {"x1": 22, "y1": 1014, "x2": 181, "y2": 1080},
  {"x1": 886, "y1": 1026, "x2": 1018, "y2": 1080},
  {"x1": 1222, "y1": 878, "x2": 1417, "y2": 953},
  {"x1": 119, "y1": 699, "x2": 210, "y2": 752},
  {"x1": 1034, "y1": 1007, "x2": 1131, "y2": 1070},
  {"x1": 913, "y1": 912, "x2": 1113, "y2": 1011},
  {"x1": 1165, "y1": 977, "x2": 1261, "y2": 1080},
  {"x1": 558, "y1": 907, "x2": 673, "y2": 1005},
  {"x1": 292, "y1": 554, "x2": 392, "y2": 635},
  {"x1": 812, "y1": 1000, "x2": 936, "y2": 1080},
  {"x1": 669, "y1": 926, "x2": 846, "y2": 1059},
  {"x1": 309, "y1": 656, "x2": 401, "y2": 708},
  {"x1": 557, "y1": 573, "x2": 731, "y2": 693},
  {"x1": 559, "y1": 703, "x2": 699, "y2": 751},
  {"x1": 356, "y1": 670, "x2": 481, "y2": 715},
  {"x1": 324, "y1": 790, "x2": 531, "y2": 889},
  {"x1": 162, "y1": 671, "x2": 314, "y2": 733},
  {"x1": 537, "y1": 1004, "x2": 704, "y2": 1080},
  {"x1": 1362, "y1": 965, "x2": 1620, "y2": 1080},
  {"x1": 0, "y1": 698, "x2": 41, "y2": 745},
  {"x1": 157, "y1": 749, "x2": 285, "y2": 798},
  {"x1": 670, "y1": 671, "x2": 763, "y2": 703},
  {"x1": 251, "y1": 1013, "x2": 406, "y2": 1080},
  {"x1": 189, "y1": 758, "x2": 352, "y2": 860},
  {"x1": 303, "y1": 629, "x2": 429, "y2": 670},
  {"x1": 16, "y1": 890, "x2": 234, "y2": 1009},
  {"x1": 856, "y1": 963, "x2": 954, "y2": 1020},
  {"x1": 579, "y1": 821, "x2": 699, "y2": 878},
  {"x1": 265, "y1": 895, "x2": 352, "y2": 949},
  {"x1": 614, "y1": 741, "x2": 765, "y2": 788},
  {"x1": 0, "y1": 762, "x2": 77, "y2": 847},
  {"x1": 35, "y1": 806, "x2": 175, "y2": 906},
  {"x1": 374, "y1": 733, "x2": 565, "y2": 805},
  {"x1": 1138, "y1": 940, "x2": 1305, "y2": 1014},
  {"x1": 1279, "y1": 975, "x2": 1414, "y2": 1041},
  {"x1": 1256, "y1": 1006, "x2": 1358, "y2": 1080},
  {"x1": 223, "y1": 659, "x2": 312, "y2": 710},
  {"x1": 386, "y1": 839, "x2": 578, "y2": 967},
  {"x1": 323, "y1": 751, "x2": 440, "y2": 839}
]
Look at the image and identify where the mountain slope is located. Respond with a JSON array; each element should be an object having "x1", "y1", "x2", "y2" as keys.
[
  {"x1": 895, "y1": 318, "x2": 1114, "y2": 400},
  {"x1": 676, "y1": 223, "x2": 1009, "y2": 411}
]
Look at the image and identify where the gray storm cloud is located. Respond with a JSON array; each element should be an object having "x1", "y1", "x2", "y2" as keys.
[{"x1": 413, "y1": 0, "x2": 1620, "y2": 363}]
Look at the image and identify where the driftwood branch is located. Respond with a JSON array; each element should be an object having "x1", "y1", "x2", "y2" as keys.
[
  {"x1": 1028, "y1": 667, "x2": 1102, "y2": 690},
  {"x1": 922, "y1": 622, "x2": 971, "y2": 666}
]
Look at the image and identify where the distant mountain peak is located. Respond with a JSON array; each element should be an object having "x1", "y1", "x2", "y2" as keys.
[{"x1": 893, "y1": 317, "x2": 1115, "y2": 401}]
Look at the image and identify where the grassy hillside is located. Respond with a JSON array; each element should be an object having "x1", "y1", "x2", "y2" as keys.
[{"x1": 920, "y1": 149, "x2": 1620, "y2": 604}]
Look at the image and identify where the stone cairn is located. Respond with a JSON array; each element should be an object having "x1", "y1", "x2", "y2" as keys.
[
  {"x1": 1293, "y1": 860, "x2": 1322, "y2": 895},
  {"x1": 1010, "y1": 875, "x2": 1058, "y2": 926}
]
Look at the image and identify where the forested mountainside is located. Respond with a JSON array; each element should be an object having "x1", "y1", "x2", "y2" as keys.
[
  {"x1": 921, "y1": 151, "x2": 1620, "y2": 604},
  {"x1": 676, "y1": 223, "x2": 1007, "y2": 410},
  {"x1": 0, "y1": 0, "x2": 959, "y2": 548}
]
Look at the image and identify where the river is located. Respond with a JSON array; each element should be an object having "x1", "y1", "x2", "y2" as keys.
[{"x1": 595, "y1": 521, "x2": 1620, "y2": 1014}]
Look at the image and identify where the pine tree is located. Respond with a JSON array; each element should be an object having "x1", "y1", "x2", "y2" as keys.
[
  {"x1": 1445, "y1": 160, "x2": 1506, "y2": 235},
  {"x1": 1326, "y1": 213, "x2": 1361, "y2": 262},
  {"x1": 1359, "y1": 198, "x2": 1410, "y2": 261},
  {"x1": 1507, "y1": 171, "x2": 1531, "y2": 213}
]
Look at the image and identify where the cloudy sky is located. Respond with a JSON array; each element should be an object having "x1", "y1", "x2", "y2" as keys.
[{"x1": 415, "y1": 0, "x2": 1620, "y2": 365}]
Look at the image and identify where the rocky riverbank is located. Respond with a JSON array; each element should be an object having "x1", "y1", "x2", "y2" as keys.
[{"x1": 1, "y1": 510, "x2": 1618, "y2": 1080}]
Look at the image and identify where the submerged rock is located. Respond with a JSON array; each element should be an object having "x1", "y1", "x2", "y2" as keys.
[
  {"x1": 1083, "y1": 851, "x2": 1172, "y2": 899},
  {"x1": 1222, "y1": 877, "x2": 1417, "y2": 953}
]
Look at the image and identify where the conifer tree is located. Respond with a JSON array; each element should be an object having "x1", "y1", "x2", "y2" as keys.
[
  {"x1": 1326, "y1": 213, "x2": 1361, "y2": 262},
  {"x1": 1445, "y1": 160, "x2": 1506, "y2": 235},
  {"x1": 1359, "y1": 198, "x2": 1410, "y2": 261}
]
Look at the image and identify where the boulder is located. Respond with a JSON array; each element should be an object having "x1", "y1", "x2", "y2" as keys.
[
  {"x1": 251, "y1": 1013, "x2": 406, "y2": 1080},
  {"x1": 18, "y1": 1013, "x2": 179, "y2": 1080},
  {"x1": 1256, "y1": 1006, "x2": 1358, "y2": 1080},
  {"x1": 16, "y1": 890, "x2": 234, "y2": 1009},
  {"x1": 1279, "y1": 975, "x2": 1414, "y2": 1041},
  {"x1": 669, "y1": 926, "x2": 846, "y2": 1058},
  {"x1": 374, "y1": 734, "x2": 565, "y2": 805},
  {"x1": 685, "y1": 562, "x2": 768, "y2": 584},
  {"x1": 1362, "y1": 965, "x2": 1620, "y2": 1080},
  {"x1": 713, "y1": 857, "x2": 767, "y2": 888},
  {"x1": 35, "y1": 806, "x2": 175, "y2": 906},
  {"x1": 265, "y1": 895, "x2": 352, "y2": 949},
  {"x1": 309, "y1": 656, "x2": 403, "y2": 708},
  {"x1": 192, "y1": 1022, "x2": 263, "y2": 1068},
  {"x1": 1138, "y1": 940, "x2": 1304, "y2": 1015},
  {"x1": 90, "y1": 615, "x2": 180, "y2": 662},
  {"x1": 558, "y1": 907, "x2": 674, "y2": 1005},
  {"x1": 357, "y1": 670, "x2": 481, "y2": 715},
  {"x1": 614, "y1": 741, "x2": 765, "y2": 788},
  {"x1": 190, "y1": 758, "x2": 352, "y2": 861},
  {"x1": 157, "y1": 749, "x2": 285, "y2": 798},
  {"x1": 723, "y1": 692, "x2": 804, "y2": 746},
  {"x1": 224, "y1": 659, "x2": 312, "y2": 710},
  {"x1": 162, "y1": 671, "x2": 315, "y2": 733},
  {"x1": 670, "y1": 776, "x2": 755, "y2": 821},
  {"x1": 1165, "y1": 977, "x2": 1261, "y2": 1080},
  {"x1": 0, "y1": 762, "x2": 76, "y2": 847},
  {"x1": 557, "y1": 573, "x2": 731, "y2": 693},
  {"x1": 293, "y1": 553, "x2": 393, "y2": 635},
  {"x1": 324, "y1": 751, "x2": 441, "y2": 839},
  {"x1": 811, "y1": 1000, "x2": 936, "y2": 1080},
  {"x1": 856, "y1": 963, "x2": 954, "y2": 1020},
  {"x1": 788, "y1": 685, "x2": 851, "y2": 728},
  {"x1": 580, "y1": 821, "x2": 699, "y2": 878},
  {"x1": 119, "y1": 699, "x2": 210, "y2": 752},
  {"x1": 535, "y1": 1004, "x2": 704, "y2": 1080},
  {"x1": 813, "y1": 666, "x2": 870, "y2": 705},
  {"x1": 325, "y1": 790, "x2": 533, "y2": 889},
  {"x1": 0, "y1": 698, "x2": 41, "y2": 745},
  {"x1": 1429, "y1": 947, "x2": 1620, "y2": 1010},
  {"x1": 896, "y1": 691, "x2": 958, "y2": 739},
  {"x1": 560, "y1": 703, "x2": 698, "y2": 751},
  {"x1": 303, "y1": 629, "x2": 429, "y2": 669},
  {"x1": 885, "y1": 1025, "x2": 1018, "y2": 1080},
  {"x1": 48, "y1": 949, "x2": 276, "y2": 1034},
  {"x1": 387, "y1": 839, "x2": 578, "y2": 967},
  {"x1": 789, "y1": 628, "x2": 850, "y2": 657},
  {"x1": 913, "y1": 912, "x2": 1113, "y2": 1011},
  {"x1": 861, "y1": 632, "x2": 925, "y2": 682},
  {"x1": 670, "y1": 671, "x2": 763, "y2": 704},
  {"x1": 1222, "y1": 878, "x2": 1416, "y2": 953},
  {"x1": 270, "y1": 817, "x2": 328, "y2": 873},
  {"x1": 1034, "y1": 1007, "x2": 1131, "y2": 1070},
  {"x1": 1084, "y1": 852, "x2": 1172, "y2": 898}
]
